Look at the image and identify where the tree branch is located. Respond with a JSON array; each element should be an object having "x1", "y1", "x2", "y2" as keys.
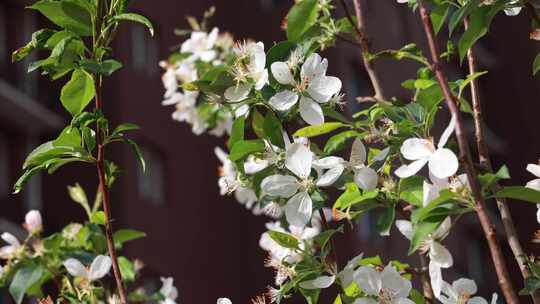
[
  {"x1": 417, "y1": 2, "x2": 518, "y2": 302},
  {"x1": 95, "y1": 81, "x2": 129, "y2": 304},
  {"x1": 464, "y1": 17, "x2": 540, "y2": 304},
  {"x1": 337, "y1": 0, "x2": 386, "y2": 100},
  {"x1": 318, "y1": 209, "x2": 340, "y2": 269}
]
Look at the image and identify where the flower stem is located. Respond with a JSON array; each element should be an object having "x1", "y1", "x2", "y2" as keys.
[
  {"x1": 464, "y1": 17, "x2": 540, "y2": 304},
  {"x1": 337, "y1": 0, "x2": 386, "y2": 100},
  {"x1": 417, "y1": 2, "x2": 518, "y2": 302}
]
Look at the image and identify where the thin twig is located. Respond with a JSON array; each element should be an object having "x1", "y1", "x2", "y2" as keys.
[
  {"x1": 464, "y1": 17, "x2": 539, "y2": 304},
  {"x1": 418, "y1": 254, "x2": 434, "y2": 303},
  {"x1": 318, "y1": 209, "x2": 340, "y2": 269},
  {"x1": 337, "y1": 0, "x2": 386, "y2": 100},
  {"x1": 417, "y1": 2, "x2": 518, "y2": 302}
]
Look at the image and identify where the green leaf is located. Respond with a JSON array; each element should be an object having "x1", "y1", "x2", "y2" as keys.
[
  {"x1": 458, "y1": 71, "x2": 488, "y2": 94},
  {"x1": 431, "y1": 3, "x2": 450, "y2": 34},
  {"x1": 229, "y1": 140, "x2": 266, "y2": 161},
  {"x1": 399, "y1": 176, "x2": 424, "y2": 207},
  {"x1": 334, "y1": 183, "x2": 379, "y2": 210},
  {"x1": 409, "y1": 219, "x2": 442, "y2": 254},
  {"x1": 376, "y1": 207, "x2": 395, "y2": 236},
  {"x1": 114, "y1": 229, "x2": 146, "y2": 249},
  {"x1": 294, "y1": 122, "x2": 344, "y2": 137},
  {"x1": 54, "y1": 126, "x2": 82, "y2": 147},
  {"x1": 268, "y1": 230, "x2": 299, "y2": 249},
  {"x1": 118, "y1": 256, "x2": 136, "y2": 282},
  {"x1": 286, "y1": 0, "x2": 319, "y2": 42},
  {"x1": 266, "y1": 41, "x2": 296, "y2": 68},
  {"x1": 252, "y1": 109, "x2": 265, "y2": 138},
  {"x1": 91, "y1": 211, "x2": 107, "y2": 225},
  {"x1": 313, "y1": 227, "x2": 341, "y2": 250},
  {"x1": 323, "y1": 130, "x2": 360, "y2": 154},
  {"x1": 411, "y1": 190, "x2": 455, "y2": 223},
  {"x1": 494, "y1": 186, "x2": 540, "y2": 203},
  {"x1": 458, "y1": 2, "x2": 504, "y2": 62},
  {"x1": 112, "y1": 123, "x2": 140, "y2": 135},
  {"x1": 112, "y1": 13, "x2": 154, "y2": 36},
  {"x1": 227, "y1": 117, "x2": 245, "y2": 149},
  {"x1": 448, "y1": 0, "x2": 480, "y2": 36},
  {"x1": 416, "y1": 83, "x2": 443, "y2": 112},
  {"x1": 9, "y1": 265, "x2": 44, "y2": 304},
  {"x1": 520, "y1": 278, "x2": 540, "y2": 295},
  {"x1": 124, "y1": 138, "x2": 146, "y2": 172},
  {"x1": 533, "y1": 53, "x2": 540, "y2": 76},
  {"x1": 12, "y1": 29, "x2": 55, "y2": 62},
  {"x1": 359, "y1": 255, "x2": 383, "y2": 267},
  {"x1": 80, "y1": 59, "x2": 123, "y2": 76},
  {"x1": 60, "y1": 69, "x2": 96, "y2": 116},
  {"x1": 263, "y1": 112, "x2": 285, "y2": 148},
  {"x1": 30, "y1": 0, "x2": 93, "y2": 36}
]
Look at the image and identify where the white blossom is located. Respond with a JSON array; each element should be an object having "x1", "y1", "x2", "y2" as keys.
[
  {"x1": 423, "y1": 173, "x2": 469, "y2": 206},
  {"x1": 225, "y1": 41, "x2": 268, "y2": 102},
  {"x1": 261, "y1": 142, "x2": 315, "y2": 227},
  {"x1": 217, "y1": 298, "x2": 232, "y2": 304},
  {"x1": 181, "y1": 28, "x2": 219, "y2": 62},
  {"x1": 312, "y1": 138, "x2": 379, "y2": 190},
  {"x1": 438, "y1": 278, "x2": 497, "y2": 304},
  {"x1": 24, "y1": 210, "x2": 42, "y2": 233},
  {"x1": 525, "y1": 163, "x2": 540, "y2": 224},
  {"x1": 353, "y1": 265, "x2": 414, "y2": 304},
  {"x1": 395, "y1": 115, "x2": 458, "y2": 179},
  {"x1": 337, "y1": 253, "x2": 364, "y2": 289},
  {"x1": 0, "y1": 233, "x2": 21, "y2": 259},
  {"x1": 504, "y1": 1, "x2": 522, "y2": 16},
  {"x1": 395, "y1": 217, "x2": 452, "y2": 297},
  {"x1": 269, "y1": 53, "x2": 342, "y2": 125},
  {"x1": 159, "y1": 277, "x2": 179, "y2": 304},
  {"x1": 299, "y1": 275, "x2": 335, "y2": 289},
  {"x1": 63, "y1": 255, "x2": 112, "y2": 282}
]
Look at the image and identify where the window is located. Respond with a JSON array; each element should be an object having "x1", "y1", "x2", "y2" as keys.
[
  {"x1": 130, "y1": 25, "x2": 159, "y2": 76},
  {"x1": 137, "y1": 144, "x2": 165, "y2": 205}
]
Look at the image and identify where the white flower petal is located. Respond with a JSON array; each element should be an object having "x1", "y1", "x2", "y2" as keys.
[
  {"x1": 1, "y1": 232, "x2": 20, "y2": 247},
  {"x1": 438, "y1": 115, "x2": 456, "y2": 148},
  {"x1": 224, "y1": 84, "x2": 252, "y2": 102},
  {"x1": 313, "y1": 156, "x2": 344, "y2": 169},
  {"x1": 285, "y1": 191, "x2": 313, "y2": 227},
  {"x1": 429, "y1": 242, "x2": 453, "y2": 268},
  {"x1": 401, "y1": 138, "x2": 433, "y2": 161},
  {"x1": 353, "y1": 298, "x2": 378, "y2": 304},
  {"x1": 353, "y1": 266, "x2": 381, "y2": 296},
  {"x1": 64, "y1": 258, "x2": 88, "y2": 278},
  {"x1": 316, "y1": 165, "x2": 345, "y2": 187},
  {"x1": 526, "y1": 179, "x2": 540, "y2": 192},
  {"x1": 429, "y1": 262, "x2": 443, "y2": 298},
  {"x1": 261, "y1": 175, "x2": 300, "y2": 198},
  {"x1": 255, "y1": 69, "x2": 269, "y2": 90},
  {"x1": 299, "y1": 97, "x2": 325, "y2": 125},
  {"x1": 354, "y1": 167, "x2": 378, "y2": 190},
  {"x1": 271, "y1": 62, "x2": 294, "y2": 85},
  {"x1": 301, "y1": 53, "x2": 327, "y2": 80},
  {"x1": 89, "y1": 255, "x2": 112, "y2": 281},
  {"x1": 468, "y1": 297, "x2": 489, "y2": 304},
  {"x1": 433, "y1": 217, "x2": 452, "y2": 240},
  {"x1": 504, "y1": 7, "x2": 522, "y2": 16},
  {"x1": 395, "y1": 158, "x2": 428, "y2": 178},
  {"x1": 453, "y1": 278, "x2": 477, "y2": 297},
  {"x1": 423, "y1": 181, "x2": 441, "y2": 207},
  {"x1": 527, "y1": 164, "x2": 540, "y2": 178},
  {"x1": 244, "y1": 156, "x2": 269, "y2": 175},
  {"x1": 299, "y1": 275, "x2": 335, "y2": 289},
  {"x1": 307, "y1": 76, "x2": 342, "y2": 103},
  {"x1": 350, "y1": 138, "x2": 367, "y2": 165},
  {"x1": 269, "y1": 90, "x2": 299, "y2": 111},
  {"x1": 217, "y1": 298, "x2": 233, "y2": 304},
  {"x1": 395, "y1": 220, "x2": 414, "y2": 240},
  {"x1": 373, "y1": 147, "x2": 390, "y2": 162},
  {"x1": 285, "y1": 142, "x2": 313, "y2": 179},
  {"x1": 380, "y1": 265, "x2": 411, "y2": 298},
  {"x1": 428, "y1": 148, "x2": 459, "y2": 179}
]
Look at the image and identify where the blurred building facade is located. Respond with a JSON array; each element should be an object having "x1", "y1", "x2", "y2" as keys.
[{"x1": 1, "y1": 0, "x2": 540, "y2": 303}]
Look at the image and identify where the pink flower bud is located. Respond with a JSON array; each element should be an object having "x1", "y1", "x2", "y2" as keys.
[{"x1": 25, "y1": 210, "x2": 42, "y2": 233}]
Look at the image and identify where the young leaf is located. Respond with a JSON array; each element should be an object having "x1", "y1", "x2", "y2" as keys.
[
  {"x1": 376, "y1": 207, "x2": 396, "y2": 236},
  {"x1": 252, "y1": 109, "x2": 265, "y2": 138},
  {"x1": 124, "y1": 138, "x2": 146, "y2": 172},
  {"x1": 30, "y1": 0, "x2": 93, "y2": 36},
  {"x1": 268, "y1": 230, "x2": 299, "y2": 249},
  {"x1": 9, "y1": 265, "x2": 44, "y2": 304},
  {"x1": 112, "y1": 13, "x2": 154, "y2": 36},
  {"x1": 12, "y1": 29, "x2": 55, "y2": 62},
  {"x1": 408, "y1": 220, "x2": 442, "y2": 254},
  {"x1": 60, "y1": 69, "x2": 96, "y2": 116},
  {"x1": 294, "y1": 122, "x2": 344, "y2": 137},
  {"x1": 431, "y1": 3, "x2": 450, "y2": 34},
  {"x1": 399, "y1": 176, "x2": 425, "y2": 207},
  {"x1": 286, "y1": 0, "x2": 319, "y2": 42},
  {"x1": 114, "y1": 229, "x2": 147, "y2": 249},
  {"x1": 91, "y1": 211, "x2": 107, "y2": 225},
  {"x1": 118, "y1": 257, "x2": 136, "y2": 282},
  {"x1": 494, "y1": 186, "x2": 540, "y2": 203},
  {"x1": 266, "y1": 41, "x2": 296, "y2": 68},
  {"x1": 263, "y1": 112, "x2": 285, "y2": 148},
  {"x1": 229, "y1": 140, "x2": 266, "y2": 161},
  {"x1": 227, "y1": 117, "x2": 245, "y2": 149}
]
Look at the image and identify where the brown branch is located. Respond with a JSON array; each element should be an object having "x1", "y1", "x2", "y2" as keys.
[
  {"x1": 337, "y1": 0, "x2": 386, "y2": 100},
  {"x1": 464, "y1": 17, "x2": 540, "y2": 304},
  {"x1": 418, "y1": 254, "x2": 434, "y2": 303},
  {"x1": 318, "y1": 209, "x2": 340, "y2": 269},
  {"x1": 417, "y1": 2, "x2": 518, "y2": 302},
  {"x1": 95, "y1": 80, "x2": 128, "y2": 304}
]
